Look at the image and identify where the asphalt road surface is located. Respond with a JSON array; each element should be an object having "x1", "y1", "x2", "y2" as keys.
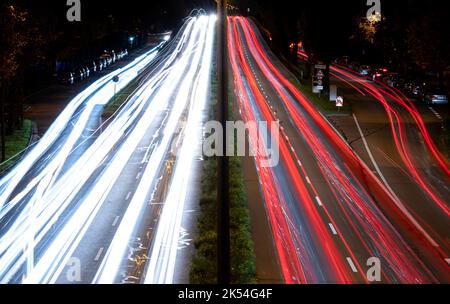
[
  {"x1": 0, "y1": 13, "x2": 215, "y2": 284},
  {"x1": 228, "y1": 16, "x2": 450, "y2": 283}
]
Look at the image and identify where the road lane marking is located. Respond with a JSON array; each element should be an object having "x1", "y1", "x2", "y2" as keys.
[
  {"x1": 346, "y1": 257, "x2": 358, "y2": 272},
  {"x1": 376, "y1": 147, "x2": 413, "y2": 179},
  {"x1": 305, "y1": 176, "x2": 311, "y2": 184},
  {"x1": 94, "y1": 247, "x2": 104, "y2": 261},
  {"x1": 353, "y1": 114, "x2": 439, "y2": 248},
  {"x1": 112, "y1": 216, "x2": 120, "y2": 227},
  {"x1": 125, "y1": 192, "x2": 132, "y2": 201},
  {"x1": 136, "y1": 172, "x2": 142, "y2": 180},
  {"x1": 445, "y1": 258, "x2": 450, "y2": 266},
  {"x1": 353, "y1": 114, "x2": 386, "y2": 180},
  {"x1": 315, "y1": 196, "x2": 323, "y2": 206},
  {"x1": 429, "y1": 107, "x2": 442, "y2": 120},
  {"x1": 328, "y1": 223, "x2": 338, "y2": 235}
]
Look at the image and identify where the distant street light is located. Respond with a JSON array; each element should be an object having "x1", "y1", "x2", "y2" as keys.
[{"x1": 129, "y1": 36, "x2": 135, "y2": 48}]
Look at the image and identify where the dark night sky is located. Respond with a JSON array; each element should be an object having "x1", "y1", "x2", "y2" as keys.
[
  {"x1": 4, "y1": 0, "x2": 448, "y2": 73},
  {"x1": 18, "y1": 0, "x2": 216, "y2": 30}
]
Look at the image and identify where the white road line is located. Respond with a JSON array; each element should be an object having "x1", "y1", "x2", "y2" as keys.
[
  {"x1": 429, "y1": 107, "x2": 442, "y2": 119},
  {"x1": 328, "y1": 223, "x2": 338, "y2": 235},
  {"x1": 353, "y1": 114, "x2": 386, "y2": 182},
  {"x1": 112, "y1": 216, "x2": 120, "y2": 227},
  {"x1": 94, "y1": 247, "x2": 104, "y2": 261},
  {"x1": 315, "y1": 196, "x2": 323, "y2": 206},
  {"x1": 445, "y1": 258, "x2": 450, "y2": 266},
  {"x1": 346, "y1": 257, "x2": 358, "y2": 272},
  {"x1": 125, "y1": 192, "x2": 132, "y2": 201},
  {"x1": 353, "y1": 113, "x2": 439, "y2": 247},
  {"x1": 136, "y1": 172, "x2": 142, "y2": 180},
  {"x1": 305, "y1": 176, "x2": 311, "y2": 184}
]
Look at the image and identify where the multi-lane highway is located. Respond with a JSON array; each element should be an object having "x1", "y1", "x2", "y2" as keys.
[
  {"x1": 330, "y1": 65, "x2": 450, "y2": 233},
  {"x1": 1, "y1": 10, "x2": 448, "y2": 285},
  {"x1": 0, "y1": 13, "x2": 215, "y2": 284},
  {"x1": 228, "y1": 16, "x2": 450, "y2": 283}
]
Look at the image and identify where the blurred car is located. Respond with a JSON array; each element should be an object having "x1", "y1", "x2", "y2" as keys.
[
  {"x1": 117, "y1": 49, "x2": 128, "y2": 60},
  {"x1": 335, "y1": 56, "x2": 350, "y2": 66},
  {"x1": 394, "y1": 77, "x2": 406, "y2": 89},
  {"x1": 359, "y1": 65, "x2": 372, "y2": 76},
  {"x1": 100, "y1": 53, "x2": 113, "y2": 66},
  {"x1": 97, "y1": 59, "x2": 104, "y2": 71},
  {"x1": 370, "y1": 68, "x2": 387, "y2": 81},
  {"x1": 383, "y1": 72, "x2": 399, "y2": 87},
  {"x1": 423, "y1": 88, "x2": 449, "y2": 105},
  {"x1": 90, "y1": 61, "x2": 97, "y2": 73},
  {"x1": 348, "y1": 61, "x2": 360, "y2": 71},
  {"x1": 84, "y1": 66, "x2": 90, "y2": 78},
  {"x1": 78, "y1": 69, "x2": 85, "y2": 80},
  {"x1": 58, "y1": 71, "x2": 75, "y2": 85},
  {"x1": 413, "y1": 83, "x2": 427, "y2": 99},
  {"x1": 403, "y1": 80, "x2": 425, "y2": 98}
]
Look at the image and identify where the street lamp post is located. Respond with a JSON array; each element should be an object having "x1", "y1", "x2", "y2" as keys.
[{"x1": 129, "y1": 36, "x2": 135, "y2": 49}]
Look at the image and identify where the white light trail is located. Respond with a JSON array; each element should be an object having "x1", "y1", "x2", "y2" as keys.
[
  {"x1": 0, "y1": 12, "x2": 214, "y2": 285},
  {"x1": 94, "y1": 14, "x2": 215, "y2": 284},
  {"x1": 143, "y1": 14, "x2": 216, "y2": 284}
]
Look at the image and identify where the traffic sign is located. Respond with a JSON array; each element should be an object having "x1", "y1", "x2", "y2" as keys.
[
  {"x1": 336, "y1": 96, "x2": 344, "y2": 107},
  {"x1": 313, "y1": 86, "x2": 323, "y2": 93},
  {"x1": 315, "y1": 64, "x2": 327, "y2": 70}
]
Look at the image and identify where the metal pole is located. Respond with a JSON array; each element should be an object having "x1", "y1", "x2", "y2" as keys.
[{"x1": 216, "y1": 0, "x2": 230, "y2": 284}]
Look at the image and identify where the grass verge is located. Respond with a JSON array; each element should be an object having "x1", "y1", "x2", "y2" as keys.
[
  {"x1": 189, "y1": 157, "x2": 257, "y2": 284},
  {"x1": 190, "y1": 59, "x2": 256, "y2": 283},
  {"x1": 0, "y1": 119, "x2": 32, "y2": 172},
  {"x1": 102, "y1": 79, "x2": 140, "y2": 118}
]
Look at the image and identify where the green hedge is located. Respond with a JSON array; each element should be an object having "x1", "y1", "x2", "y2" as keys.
[
  {"x1": 190, "y1": 155, "x2": 256, "y2": 284},
  {"x1": 102, "y1": 78, "x2": 140, "y2": 118},
  {"x1": 190, "y1": 50, "x2": 256, "y2": 283},
  {"x1": 0, "y1": 119, "x2": 32, "y2": 172}
]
